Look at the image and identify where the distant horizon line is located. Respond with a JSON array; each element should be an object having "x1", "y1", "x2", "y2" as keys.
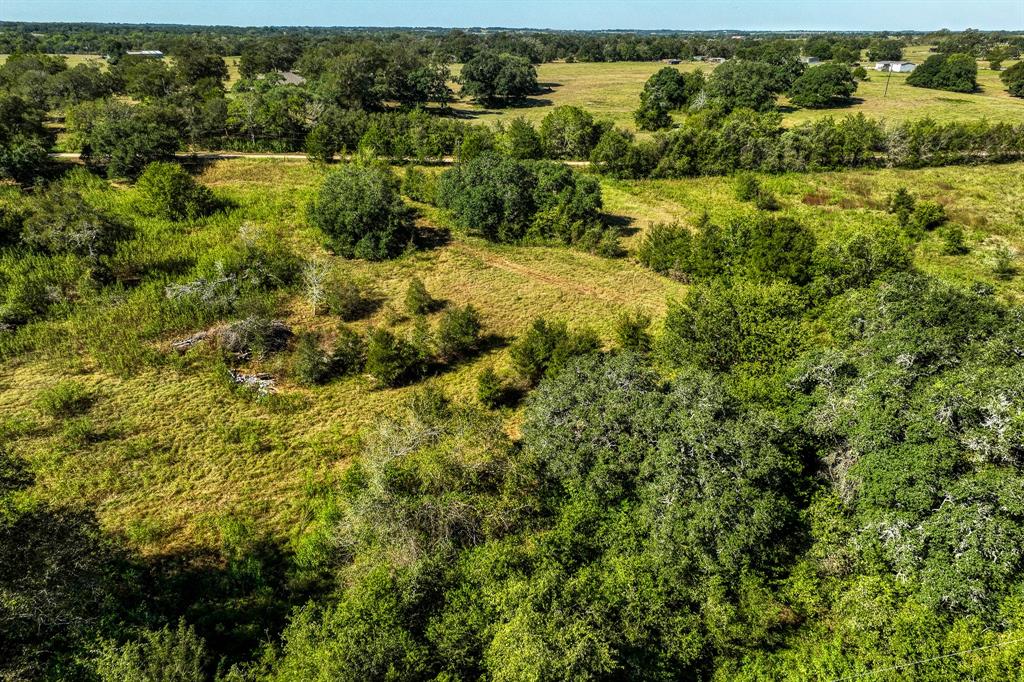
[{"x1": 1, "y1": 20, "x2": 1017, "y2": 33}]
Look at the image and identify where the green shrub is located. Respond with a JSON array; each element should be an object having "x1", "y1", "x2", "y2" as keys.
[
  {"x1": 810, "y1": 227, "x2": 913, "y2": 298},
  {"x1": 909, "y1": 201, "x2": 947, "y2": 232},
  {"x1": 331, "y1": 325, "x2": 367, "y2": 376},
  {"x1": 437, "y1": 155, "x2": 606, "y2": 247},
  {"x1": 0, "y1": 252, "x2": 91, "y2": 324},
  {"x1": 476, "y1": 366, "x2": 507, "y2": 409},
  {"x1": 0, "y1": 93, "x2": 49, "y2": 181},
  {"x1": 435, "y1": 304, "x2": 482, "y2": 362},
  {"x1": 95, "y1": 621, "x2": 207, "y2": 682},
  {"x1": 510, "y1": 317, "x2": 600, "y2": 385},
  {"x1": 992, "y1": 243, "x2": 1017, "y2": 280},
  {"x1": 305, "y1": 124, "x2": 337, "y2": 163},
  {"x1": 35, "y1": 381, "x2": 92, "y2": 418},
  {"x1": 404, "y1": 277, "x2": 435, "y2": 316},
  {"x1": 615, "y1": 310, "x2": 652, "y2": 354},
  {"x1": 1001, "y1": 61, "x2": 1024, "y2": 97},
  {"x1": 539, "y1": 105, "x2": 604, "y2": 159},
  {"x1": 293, "y1": 333, "x2": 334, "y2": 386},
  {"x1": 69, "y1": 99, "x2": 179, "y2": 178},
  {"x1": 500, "y1": 117, "x2": 542, "y2": 159},
  {"x1": 734, "y1": 173, "x2": 761, "y2": 202},
  {"x1": 907, "y1": 53, "x2": 978, "y2": 93},
  {"x1": 0, "y1": 203, "x2": 23, "y2": 247},
  {"x1": 458, "y1": 127, "x2": 497, "y2": 162},
  {"x1": 887, "y1": 187, "x2": 916, "y2": 226},
  {"x1": 365, "y1": 328, "x2": 423, "y2": 387},
  {"x1": 400, "y1": 166, "x2": 437, "y2": 204},
  {"x1": 754, "y1": 189, "x2": 780, "y2": 211},
  {"x1": 636, "y1": 222, "x2": 693, "y2": 277},
  {"x1": 941, "y1": 224, "x2": 969, "y2": 255},
  {"x1": 576, "y1": 225, "x2": 624, "y2": 258},
  {"x1": 134, "y1": 161, "x2": 217, "y2": 221},
  {"x1": 22, "y1": 185, "x2": 126, "y2": 260},
  {"x1": 307, "y1": 164, "x2": 414, "y2": 261},
  {"x1": 325, "y1": 275, "x2": 376, "y2": 322},
  {"x1": 787, "y1": 63, "x2": 857, "y2": 108},
  {"x1": 661, "y1": 278, "x2": 806, "y2": 372},
  {"x1": 460, "y1": 51, "x2": 538, "y2": 105}
]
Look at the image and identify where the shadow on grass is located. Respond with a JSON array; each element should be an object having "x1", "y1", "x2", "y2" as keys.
[
  {"x1": 447, "y1": 97, "x2": 555, "y2": 119},
  {"x1": 414, "y1": 225, "x2": 452, "y2": 252},
  {"x1": 603, "y1": 212, "x2": 639, "y2": 237}
]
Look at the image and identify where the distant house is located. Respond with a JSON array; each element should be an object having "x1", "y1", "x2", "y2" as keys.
[
  {"x1": 800, "y1": 56, "x2": 821, "y2": 64},
  {"x1": 661, "y1": 58, "x2": 681, "y2": 65},
  {"x1": 124, "y1": 50, "x2": 164, "y2": 58},
  {"x1": 875, "y1": 61, "x2": 916, "y2": 72},
  {"x1": 693, "y1": 55, "x2": 707, "y2": 61},
  {"x1": 707, "y1": 57, "x2": 727, "y2": 65}
]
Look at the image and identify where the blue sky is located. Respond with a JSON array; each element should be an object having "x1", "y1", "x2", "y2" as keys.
[{"x1": 2, "y1": 0, "x2": 1022, "y2": 31}]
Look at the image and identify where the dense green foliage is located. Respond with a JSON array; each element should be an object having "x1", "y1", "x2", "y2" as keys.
[
  {"x1": 538, "y1": 105, "x2": 607, "y2": 159},
  {"x1": 1002, "y1": 61, "x2": 1024, "y2": 97},
  {"x1": 1, "y1": 137, "x2": 1023, "y2": 682},
  {"x1": 634, "y1": 67, "x2": 706, "y2": 130},
  {"x1": 589, "y1": 111, "x2": 1024, "y2": 179},
  {"x1": 69, "y1": 99, "x2": 180, "y2": 178},
  {"x1": 307, "y1": 163, "x2": 415, "y2": 260},
  {"x1": 0, "y1": 93, "x2": 49, "y2": 181},
  {"x1": 436, "y1": 154, "x2": 613, "y2": 249},
  {"x1": 867, "y1": 38, "x2": 904, "y2": 61},
  {"x1": 459, "y1": 51, "x2": 538, "y2": 105},
  {"x1": 907, "y1": 52, "x2": 979, "y2": 93},
  {"x1": 707, "y1": 59, "x2": 790, "y2": 112},
  {"x1": 134, "y1": 161, "x2": 217, "y2": 221},
  {"x1": 787, "y1": 63, "x2": 857, "y2": 108}
]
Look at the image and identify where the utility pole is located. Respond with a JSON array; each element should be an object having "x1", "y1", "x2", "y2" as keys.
[{"x1": 883, "y1": 65, "x2": 893, "y2": 97}]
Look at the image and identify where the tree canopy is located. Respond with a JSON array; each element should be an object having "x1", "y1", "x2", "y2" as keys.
[
  {"x1": 459, "y1": 51, "x2": 538, "y2": 105},
  {"x1": 907, "y1": 53, "x2": 978, "y2": 93},
  {"x1": 307, "y1": 163, "x2": 415, "y2": 260},
  {"x1": 787, "y1": 63, "x2": 858, "y2": 108}
]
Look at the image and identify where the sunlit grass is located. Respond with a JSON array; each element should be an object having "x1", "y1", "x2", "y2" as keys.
[
  {"x1": 447, "y1": 50, "x2": 1024, "y2": 132},
  {"x1": 2, "y1": 156, "x2": 1021, "y2": 556}
]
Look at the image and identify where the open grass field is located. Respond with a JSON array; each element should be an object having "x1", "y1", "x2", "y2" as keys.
[
  {"x1": 450, "y1": 47, "x2": 1024, "y2": 131},
  {"x1": 0, "y1": 52, "x2": 106, "y2": 67},
  {"x1": 784, "y1": 46, "x2": 1024, "y2": 125},
  {"x1": 2, "y1": 156, "x2": 1022, "y2": 556},
  {"x1": 449, "y1": 60, "x2": 715, "y2": 130}
]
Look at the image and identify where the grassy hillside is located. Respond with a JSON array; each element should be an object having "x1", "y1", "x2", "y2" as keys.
[{"x1": 1, "y1": 157, "x2": 1022, "y2": 557}]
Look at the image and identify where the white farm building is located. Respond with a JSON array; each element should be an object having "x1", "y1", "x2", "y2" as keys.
[{"x1": 875, "y1": 61, "x2": 916, "y2": 72}]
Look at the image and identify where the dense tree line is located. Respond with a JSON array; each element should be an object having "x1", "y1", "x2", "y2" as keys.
[
  {"x1": 3, "y1": 29, "x2": 1024, "y2": 183},
  {"x1": 591, "y1": 111, "x2": 1024, "y2": 179},
  {"x1": 3, "y1": 22, "x2": 1021, "y2": 67}
]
